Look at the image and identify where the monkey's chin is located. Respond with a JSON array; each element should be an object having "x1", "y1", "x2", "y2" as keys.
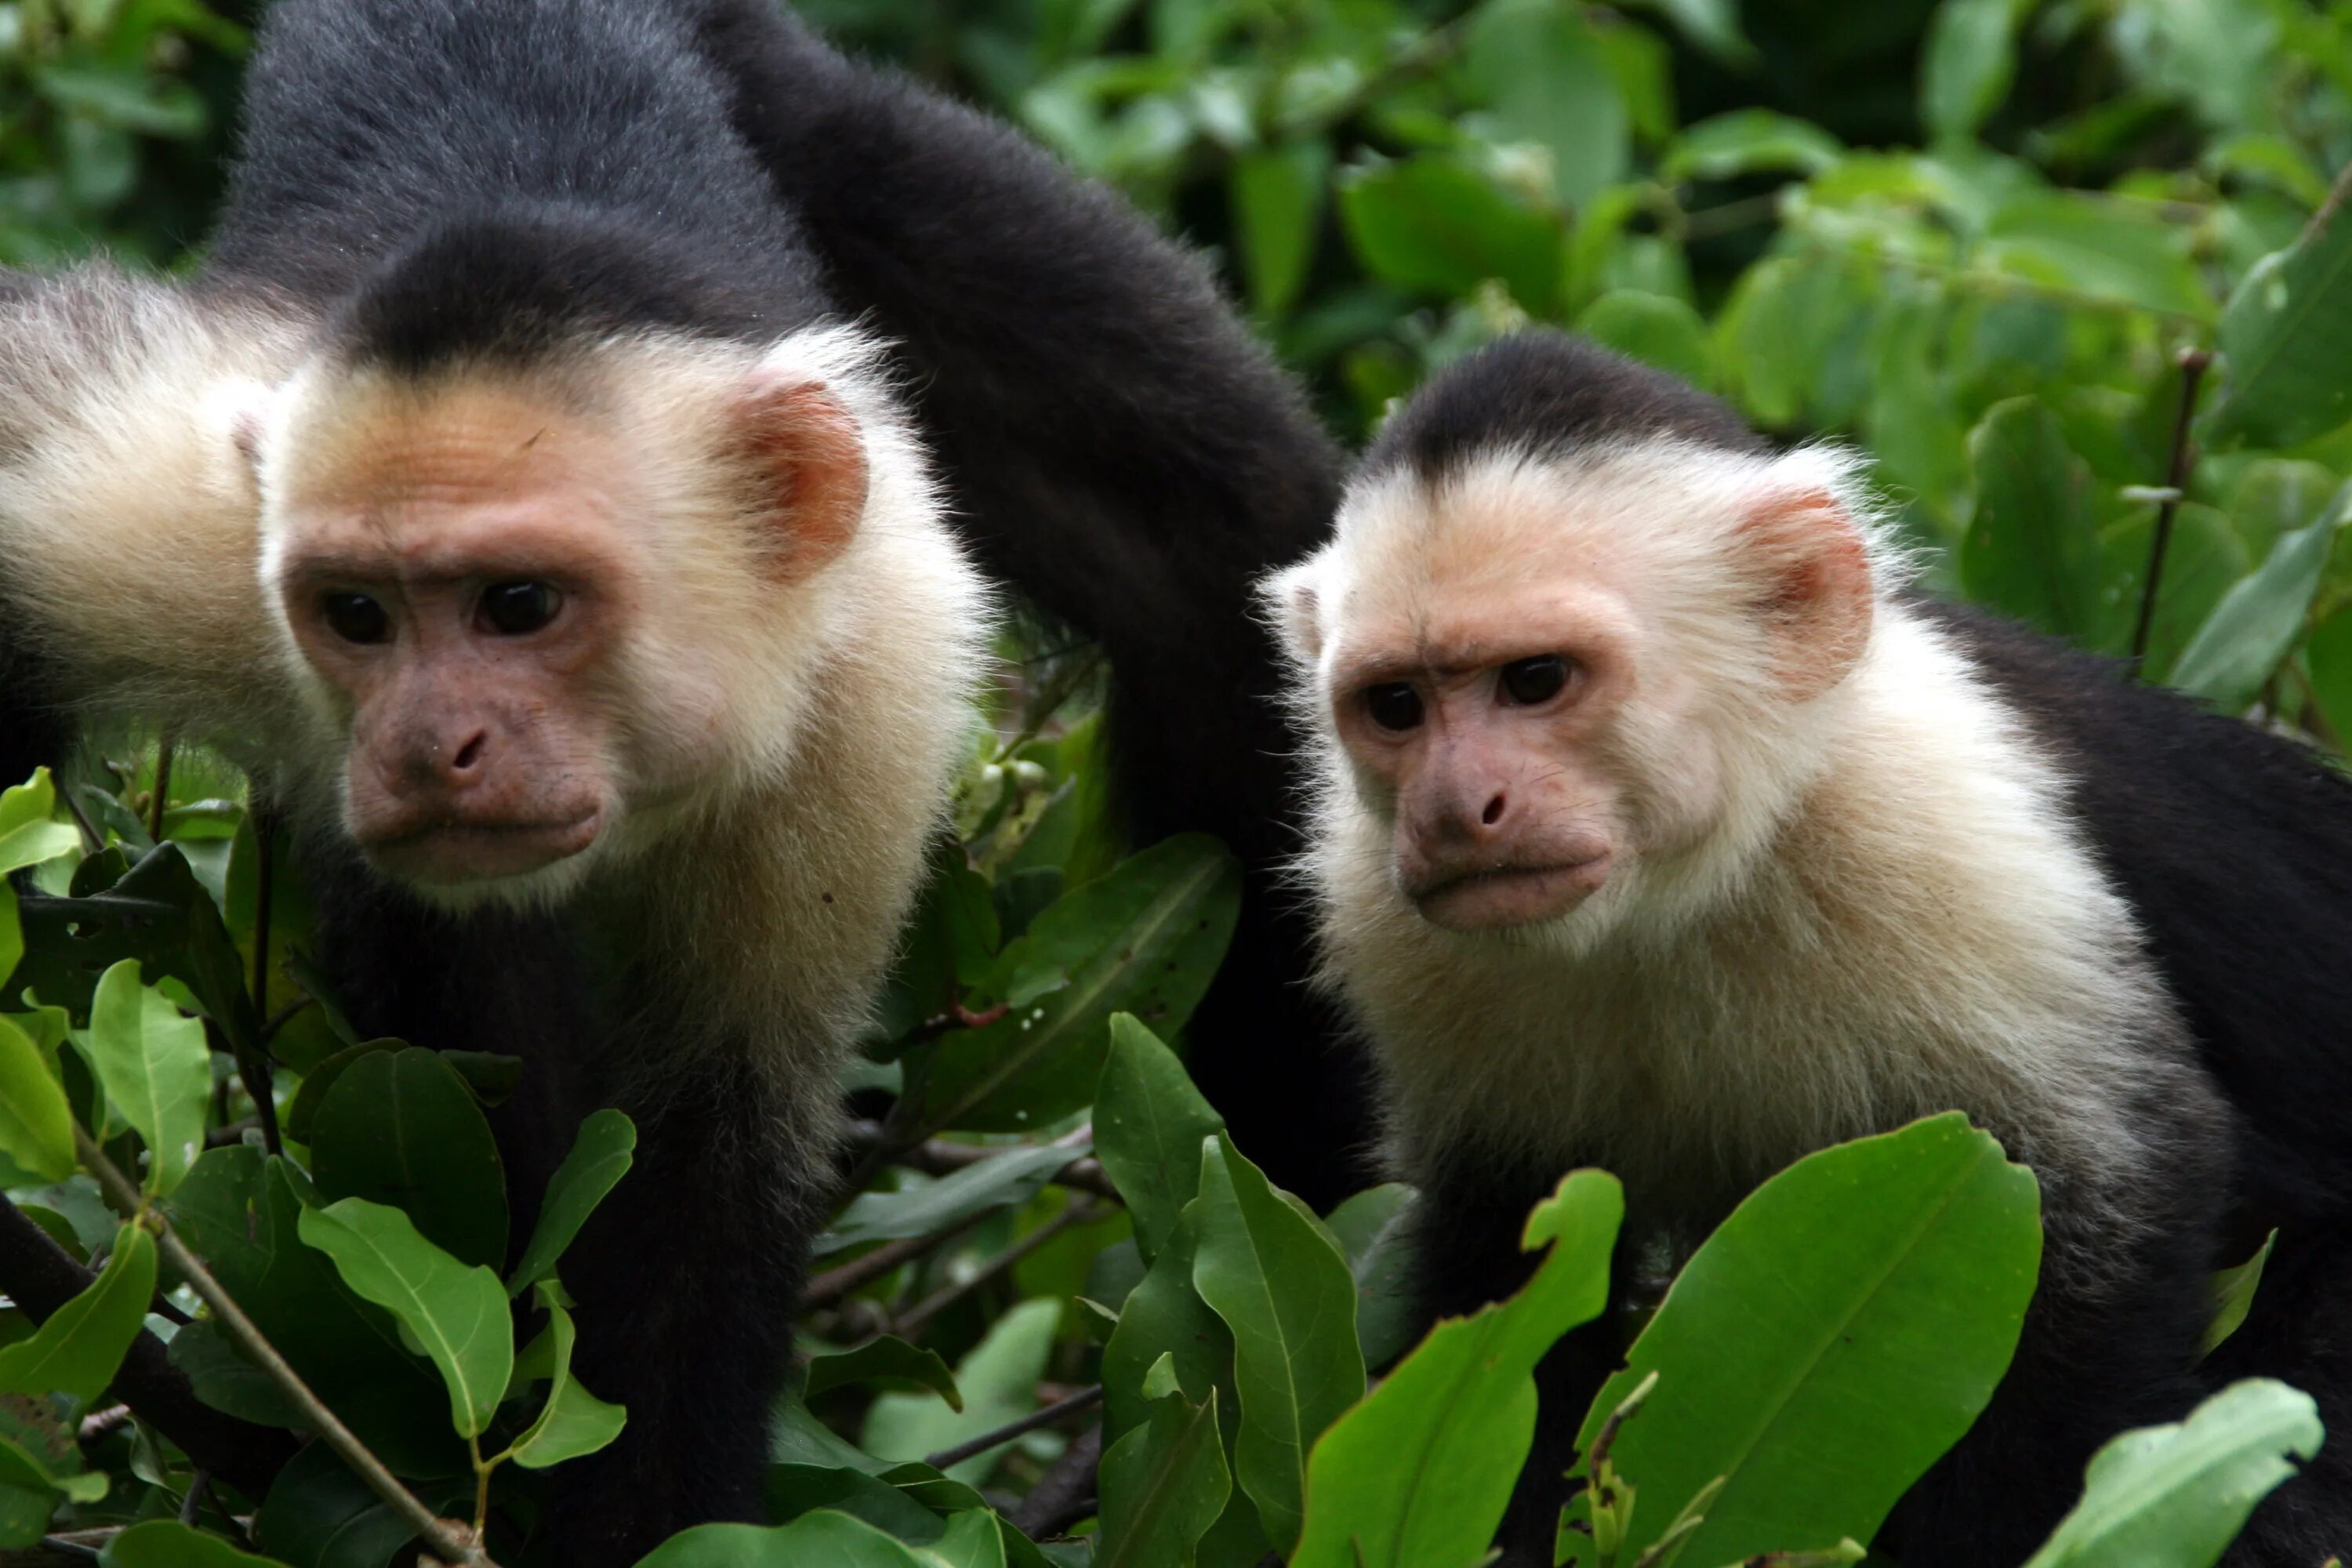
[
  {"x1": 364, "y1": 814, "x2": 604, "y2": 890},
  {"x1": 1412, "y1": 858, "x2": 1610, "y2": 932}
]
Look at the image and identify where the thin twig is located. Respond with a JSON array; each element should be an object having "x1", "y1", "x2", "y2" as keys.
[
  {"x1": 845, "y1": 1123, "x2": 1120, "y2": 1200},
  {"x1": 73, "y1": 1128, "x2": 493, "y2": 1568},
  {"x1": 1010, "y1": 1424, "x2": 1101, "y2": 1537},
  {"x1": 895, "y1": 1202, "x2": 1113, "y2": 1338},
  {"x1": 923, "y1": 1385, "x2": 1103, "y2": 1473},
  {"x1": 2129, "y1": 347, "x2": 2216, "y2": 677},
  {"x1": 801, "y1": 1216, "x2": 991, "y2": 1311},
  {"x1": 177, "y1": 1471, "x2": 209, "y2": 1526},
  {"x1": 146, "y1": 734, "x2": 175, "y2": 844}
]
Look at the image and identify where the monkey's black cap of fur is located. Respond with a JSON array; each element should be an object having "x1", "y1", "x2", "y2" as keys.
[{"x1": 1367, "y1": 329, "x2": 1769, "y2": 484}]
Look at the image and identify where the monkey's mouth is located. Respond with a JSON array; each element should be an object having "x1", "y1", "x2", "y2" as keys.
[
  {"x1": 362, "y1": 811, "x2": 604, "y2": 885},
  {"x1": 1410, "y1": 856, "x2": 1610, "y2": 931}
]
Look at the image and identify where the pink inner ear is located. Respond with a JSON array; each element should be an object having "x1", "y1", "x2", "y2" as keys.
[
  {"x1": 1738, "y1": 488, "x2": 1875, "y2": 701},
  {"x1": 738, "y1": 379, "x2": 869, "y2": 579}
]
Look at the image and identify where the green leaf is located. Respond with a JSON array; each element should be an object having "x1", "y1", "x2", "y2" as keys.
[
  {"x1": 296, "y1": 1196, "x2": 513, "y2": 1440},
  {"x1": 505, "y1": 1296, "x2": 626, "y2": 1469},
  {"x1": 763, "y1": 1464, "x2": 946, "y2": 1538},
  {"x1": 1637, "y1": 0, "x2": 1754, "y2": 64},
  {"x1": 310, "y1": 1047, "x2": 508, "y2": 1270},
  {"x1": 1563, "y1": 1113, "x2": 2042, "y2": 1567},
  {"x1": 1232, "y1": 142, "x2": 1329, "y2": 318},
  {"x1": 85, "y1": 960, "x2": 209, "y2": 1197},
  {"x1": 1980, "y1": 192, "x2": 2214, "y2": 323},
  {"x1": 635, "y1": 1512, "x2": 936, "y2": 1568},
  {"x1": 1960, "y1": 397, "x2": 2106, "y2": 641},
  {"x1": 253, "y1": 1442, "x2": 469, "y2": 1568},
  {"x1": 1095, "y1": 1013, "x2": 1226, "y2": 1263},
  {"x1": 0, "y1": 1013, "x2": 72, "y2": 1182},
  {"x1": 2168, "y1": 477, "x2": 2349, "y2": 710},
  {"x1": 2205, "y1": 1230, "x2": 2275, "y2": 1358},
  {"x1": 167, "y1": 1149, "x2": 458, "y2": 1475},
  {"x1": 506, "y1": 1107, "x2": 635, "y2": 1294},
  {"x1": 862, "y1": 1298, "x2": 1064, "y2": 1486},
  {"x1": 1097, "y1": 1383, "x2": 1231, "y2": 1568},
  {"x1": 0, "y1": 1223, "x2": 155, "y2": 1406},
  {"x1": 1574, "y1": 291, "x2": 1711, "y2": 387},
  {"x1": 2205, "y1": 193, "x2": 2352, "y2": 449},
  {"x1": 1102, "y1": 1201, "x2": 1233, "y2": 1440},
  {"x1": 2021, "y1": 1379, "x2": 2321, "y2": 1568},
  {"x1": 1189, "y1": 1134, "x2": 1365, "y2": 1553},
  {"x1": 1339, "y1": 155, "x2": 1563, "y2": 318},
  {"x1": 1293, "y1": 1171, "x2": 1623, "y2": 1568},
  {"x1": 169, "y1": 1319, "x2": 304, "y2": 1430},
  {"x1": 1921, "y1": 0, "x2": 2024, "y2": 142},
  {"x1": 1662, "y1": 109, "x2": 1841, "y2": 183},
  {"x1": 99, "y1": 1520, "x2": 285, "y2": 1566},
  {"x1": 281, "y1": 1040, "x2": 401, "y2": 1144},
  {"x1": 1327, "y1": 1185, "x2": 1421, "y2": 1370},
  {"x1": 805, "y1": 1335, "x2": 964, "y2": 1412},
  {"x1": 0, "y1": 771, "x2": 78, "y2": 878},
  {"x1": 14, "y1": 845, "x2": 260, "y2": 1047},
  {"x1": 921, "y1": 835, "x2": 1240, "y2": 1133},
  {"x1": 1463, "y1": 0, "x2": 1628, "y2": 210},
  {"x1": 818, "y1": 1140, "x2": 1088, "y2": 1257}
]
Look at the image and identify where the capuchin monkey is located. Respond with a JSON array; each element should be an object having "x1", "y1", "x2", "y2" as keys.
[
  {"x1": 1263, "y1": 331, "x2": 2352, "y2": 1566},
  {"x1": 3, "y1": 2, "x2": 961, "y2": 1562},
  {"x1": 0, "y1": 0, "x2": 1363, "y2": 1555}
]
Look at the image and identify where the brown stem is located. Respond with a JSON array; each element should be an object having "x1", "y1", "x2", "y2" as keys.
[
  {"x1": 844, "y1": 1123, "x2": 1120, "y2": 1201},
  {"x1": 146, "y1": 734, "x2": 175, "y2": 844},
  {"x1": 1009, "y1": 1424, "x2": 1101, "y2": 1537},
  {"x1": 73, "y1": 1129, "x2": 493, "y2": 1568},
  {"x1": 0, "y1": 1196, "x2": 293, "y2": 1501},
  {"x1": 923, "y1": 1384, "x2": 1103, "y2": 1473},
  {"x1": 2129, "y1": 347, "x2": 2216, "y2": 678},
  {"x1": 240, "y1": 814, "x2": 282, "y2": 1156},
  {"x1": 895, "y1": 1202, "x2": 1113, "y2": 1338},
  {"x1": 800, "y1": 1216, "x2": 991, "y2": 1311}
]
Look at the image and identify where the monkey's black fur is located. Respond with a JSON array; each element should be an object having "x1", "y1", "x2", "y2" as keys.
[
  {"x1": 0, "y1": 1, "x2": 1367, "y2": 1558},
  {"x1": 678, "y1": 1, "x2": 1370, "y2": 1209},
  {"x1": 1386, "y1": 332, "x2": 2352, "y2": 1567}
]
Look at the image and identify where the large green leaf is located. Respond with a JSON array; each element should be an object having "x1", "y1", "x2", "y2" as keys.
[
  {"x1": 1980, "y1": 192, "x2": 2213, "y2": 323},
  {"x1": 805, "y1": 1335, "x2": 964, "y2": 1412},
  {"x1": 14, "y1": 845, "x2": 258, "y2": 1046},
  {"x1": 1921, "y1": 0, "x2": 2024, "y2": 142},
  {"x1": 1462, "y1": 0, "x2": 1627, "y2": 210},
  {"x1": 635, "y1": 1512, "x2": 938, "y2": 1568},
  {"x1": 1095, "y1": 1013, "x2": 1226, "y2": 1263},
  {"x1": 98, "y1": 1520, "x2": 285, "y2": 1566},
  {"x1": 1189, "y1": 1134, "x2": 1364, "y2": 1553},
  {"x1": 0, "y1": 1012, "x2": 72, "y2": 1182},
  {"x1": 1232, "y1": 141, "x2": 1329, "y2": 318},
  {"x1": 506, "y1": 1107, "x2": 635, "y2": 1294},
  {"x1": 85, "y1": 960, "x2": 209, "y2": 1198},
  {"x1": 0, "y1": 771, "x2": 80, "y2": 879},
  {"x1": 818, "y1": 1139, "x2": 1089, "y2": 1257},
  {"x1": 1293, "y1": 1171, "x2": 1623, "y2": 1568},
  {"x1": 1338, "y1": 155, "x2": 1563, "y2": 317},
  {"x1": 2021, "y1": 1379, "x2": 2321, "y2": 1568},
  {"x1": 252, "y1": 1443, "x2": 470, "y2": 1568},
  {"x1": 505, "y1": 1294, "x2": 626, "y2": 1470},
  {"x1": 296, "y1": 1196, "x2": 514, "y2": 1441},
  {"x1": 2205, "y1": 186, "x2": 2352, "y2": 448},
  {"x1": 168, "y1": 1149, "x2": 457, "y2": 1474},
  {"x1": 0, "y1": 1222, "x2": 155, "y2": 1406},
  {"x1": 1960, "y1": 397, "x2": 2106, "y2": 641},
  {"x1": 1575, "y1": 290, "x2": 1711, "y2": 387},
  {"x1": 1662, "y1": 109, "x2": 1841, "y2": 183},
  {"x1": 310, "y1": 1047, "x2": 507, "y2": 1271},
  {"x1": 1563, "y1": 1114, "x2": 2042, "y2": 1566},
  {"x1": 1102, "y1": 1196, "x2": 1234, "y2": 1443},
  {"x1": 2169, "y1": 477, "x2": 2349, "y2": 710},
  {"x1": 862, "y1": 1298, "x2": 1062, "y2": 1486},
  {"x1": 0, "y1": 1421, "x2": 105, "y2": 1548},
  {"x1": 1097, "y1": 1377, "x2": 1231, "y2": 1568},
  {"x1": 920, "y1": 835, "x2": 1240, "y2": 1133}
]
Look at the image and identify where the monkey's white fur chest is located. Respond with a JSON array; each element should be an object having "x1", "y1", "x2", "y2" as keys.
[{"x1": 1309, "y1": 608, "x2": 2184, "y2": 1218}]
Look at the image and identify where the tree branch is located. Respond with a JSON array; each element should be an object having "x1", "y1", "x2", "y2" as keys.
[
  {"x1": 895, "y1": 1202, "x2": 1113, "y2": 1339},
  {"x1": 2129, "y1": 346, "x2": 2216, "y2": 677},
  {"x1": 0, "y1": 1196, "x2": 293, "y2": 1501},
  {"x1": 1009, "y1": 1424, "x2": 1101, "y2": 1538},
  {"x1": 924, "y1": 1385, "x2": 1103, "y2": 1473},
  {"x1": 73, "y1": 1131, "x2": 492, "y2": 1567}
]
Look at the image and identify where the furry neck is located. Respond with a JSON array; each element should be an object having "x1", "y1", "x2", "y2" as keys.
[{"x1": 1324, "y1": 604, "x2": 2178, "y2": 1216}]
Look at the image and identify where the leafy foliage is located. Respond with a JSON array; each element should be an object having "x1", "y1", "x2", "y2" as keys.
[{"x1": 6, "y1": 0, "x2": 2352, "y2": 1563}]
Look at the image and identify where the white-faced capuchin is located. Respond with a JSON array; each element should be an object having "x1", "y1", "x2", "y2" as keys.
[{"x1": 1262, "y1": 330, "x2": 2352, "y2": 1566}]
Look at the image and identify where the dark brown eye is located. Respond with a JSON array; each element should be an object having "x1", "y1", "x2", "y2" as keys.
[
  {"x1": 1499, "y1": 655, "x2": 1570, "y2": 706},
  {"x1": 1364, "y1": 682, "x2": 1425, "y2": 732},
  {"x1": 321, "y1": 592, "x2": 390, "y2": 645},
  {"x1": 477, "y1": 580, "x2": 562, "y2": 636}
]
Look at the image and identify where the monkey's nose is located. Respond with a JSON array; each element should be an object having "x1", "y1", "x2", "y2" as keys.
[
  {"x1": 401, "y1": 726, "x2": 491, "y2": 792},
  {"x1": 1480, "y1": 791, "x2": 1508, "y2": 828}
]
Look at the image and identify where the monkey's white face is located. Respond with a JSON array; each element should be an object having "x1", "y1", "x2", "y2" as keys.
[{"x1": 1269, "y1": 444, "x2": 1877, "y2": 948}]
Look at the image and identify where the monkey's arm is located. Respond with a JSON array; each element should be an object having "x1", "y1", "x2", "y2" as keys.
[{"x1": 684, "y1": 4, "x2": 1372, "y2": 1202}]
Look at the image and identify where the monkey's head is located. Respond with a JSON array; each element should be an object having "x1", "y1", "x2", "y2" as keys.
[
  {"x1": 1266, "y1": 332, "x2": 1882, "y2": 950},
  {"x1": 242, "y1": 328, "x2": 884, "y2": 904}
]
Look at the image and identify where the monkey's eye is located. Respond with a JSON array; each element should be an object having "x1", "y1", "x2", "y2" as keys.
[
  {"x1": 321, "y1": 593, "x2": 390, "y2": 646},
  {"x1": 1499, "y1": 655, "x2": 1570, "y2": 706},
  {"x1": 477, "y1": 580, "x2": 564, "y2": 637},
  {"x1": 1363, "y1": 682, "x2": 1425, "y2": 733}
]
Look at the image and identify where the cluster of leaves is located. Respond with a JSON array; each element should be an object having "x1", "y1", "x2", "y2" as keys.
[{"x1": 0, "y1": 736, "x2": 2327, "y2": 1568}]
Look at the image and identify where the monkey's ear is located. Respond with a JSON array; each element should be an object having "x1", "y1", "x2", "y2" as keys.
[
  {"x1": 1735, "y1": 488, "x2": 1874, "y2": 701},
  {"x1": 1261, "y1": 562, "x2": 1325, "y2": 664},
  {"x1": 735, "y1": 370, "x2": 869, "y2": 580}
]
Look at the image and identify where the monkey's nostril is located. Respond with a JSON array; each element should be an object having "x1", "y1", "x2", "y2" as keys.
[
  {"x1": 1482, "y1": 793, "x2": 1506, "y2": 827},
  {"x1": 451, "y1": 733, "x2": 487, "y2": 773}
]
